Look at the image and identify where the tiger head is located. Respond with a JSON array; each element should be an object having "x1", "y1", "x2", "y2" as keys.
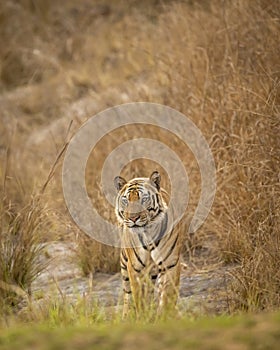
[{"x1": 114, "y1": 171, "x2": 166, "y2": 228}]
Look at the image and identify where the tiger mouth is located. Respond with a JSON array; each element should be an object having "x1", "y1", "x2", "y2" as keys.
[
  {"x1": 125, "y1": 213, "x2": 148, "y2": 227},
  {"x1": 127, "y1": 218, "x2": 144, "y2": 227}
]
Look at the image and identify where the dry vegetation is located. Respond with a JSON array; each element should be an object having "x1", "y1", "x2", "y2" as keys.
[
  {"x1": 0, "y1": 196, "x2": 48, "y2": 311},
  {"x1": 0, "y1": 0, "x2": 279, "y2": 323}
]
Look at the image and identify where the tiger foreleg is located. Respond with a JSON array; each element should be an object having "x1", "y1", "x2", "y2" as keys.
[
  {"x1": 122, "y1": 290, "x2": 132, "y2": 319},
  {"x1": 157, "y1": 257, "x2": 181, "y2": 315},
  {"x1": 120, "y1": 250, "x2": 133, "y2": 319},
  {"x1": 120, "y1": 249, "x2": 147, "y2": 318},
  {"x1": 128, "y1": 269, "x2": 152, "y2": 317}
]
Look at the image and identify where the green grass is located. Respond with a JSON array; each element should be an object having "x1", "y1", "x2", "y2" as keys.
[{"x1": 0, "y1": 312, "x2": 279, "y2": 350}]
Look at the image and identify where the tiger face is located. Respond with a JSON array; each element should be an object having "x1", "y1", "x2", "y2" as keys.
[{"x1": 114, "y1": 171, "x2": 164, "y2": 228}]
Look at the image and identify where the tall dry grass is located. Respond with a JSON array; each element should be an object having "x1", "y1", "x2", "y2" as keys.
[
  {"x1": 0, "y1": 151, "x2": 48, "y2": 312},
  {"x1": 0, "y1": 128, "x2": 67, "y2": 314},
  {"x1": 0, "y1": 197, "x2": 47, "y2": 310},
  {"x1": 139, "y1": 0, "x2": 279, "y2": 311}
]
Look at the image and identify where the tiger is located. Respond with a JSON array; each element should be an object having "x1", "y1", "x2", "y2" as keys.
[{"x1": 114, "y1": 171, "x2": 182, "y2": 318}]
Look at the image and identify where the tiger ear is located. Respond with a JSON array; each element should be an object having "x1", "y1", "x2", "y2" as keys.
[
  {"x1": 114, "y1": 176, "x2": 127, "y2": 191},
  {"x1": 150, "y1": 171, "x2": 161, "y2": 190}
]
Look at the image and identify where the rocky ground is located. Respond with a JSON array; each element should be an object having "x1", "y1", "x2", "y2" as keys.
[{"x1": 31, "y1": 241, "x2": 232, "y2": 317}]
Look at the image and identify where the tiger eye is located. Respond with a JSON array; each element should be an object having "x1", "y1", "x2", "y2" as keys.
[
  {"x1": 141, "y1": 195, "x2": 149, "y2": 204},
  {"x1": 121, "y1": 196, "x2": 128, "y2": 206}
]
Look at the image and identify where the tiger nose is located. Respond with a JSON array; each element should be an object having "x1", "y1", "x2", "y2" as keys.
[{"x1": 130, "y1": 215, "x2": 140, "y2": 222}]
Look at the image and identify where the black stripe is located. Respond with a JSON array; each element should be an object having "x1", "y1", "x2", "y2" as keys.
[
  {"x1": 151, "y1": 274, "x2": 158, "y2": 280},
  {"x1": 159, "y1": 256, "x2": 180, "y2": 273},
  {"x1": 122, "y1": 276, "x2": 129, "y2": 281},
  {"x1": 155, "y1": 193, "x2": 161, "y2": 206},
  {"x1": 155, "y1": 226, "x2": 176, "y2": 252},
  {"x1": 152, "y1": 194, "x2": 155, "y2": 208},
  {"x1": 166, "y1": 258, "x2": 180, "y2": 270},
  {"x1": 127, "y1": 186, "x2": 144, "y2": 193},
  {"x1": 138, "y1": 234, "x2": 148, "y2": 250},
  {"x1": 120, "y1": 264, "x2": 127, "y2": 270},
  {"x1": 131, "y1": 264, "x2": 141, "y2": 273},
  {"x1": 123, "y1": 288, "x2": 132, "y2": 294},
  {"x1": 132, "y1": 247, "x2": 146, "y2": 267},
  {"x1": 154, "y1": 213, "x2": 168, "y2": 246},
  {"x1": 121, "y1": 251, "x2": 128, "y2": 262},
  {"x1": 162, "y1": 233, "x2": 179, "y2": 263},
  {"x1": 157, "y1": 233, "x2": 179, "y2": 268}
]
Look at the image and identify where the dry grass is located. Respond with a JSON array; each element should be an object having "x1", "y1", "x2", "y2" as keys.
[
  {"x1": 0, "y1": 152, "x2": 50, "y2": 311},
  {"x1": 0, "y1": 127, "x2": 67, "y2": 313},
  {"x1": 145, "y1": 0, "x2": 280, "y2": 311},
  {"x1": 0, "y1": 197, "x2": 48, "y2": 310},
  {"x1": 0, "y1": 0, "x2": 279, "y2": 317},
  {"x1": 74, "y1": 231, "x2": 120, "y2": 276}
]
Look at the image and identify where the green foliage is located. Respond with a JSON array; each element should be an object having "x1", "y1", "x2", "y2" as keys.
[{"x1": 0, "y1": 312, "x2": 280, "y2": 350}]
